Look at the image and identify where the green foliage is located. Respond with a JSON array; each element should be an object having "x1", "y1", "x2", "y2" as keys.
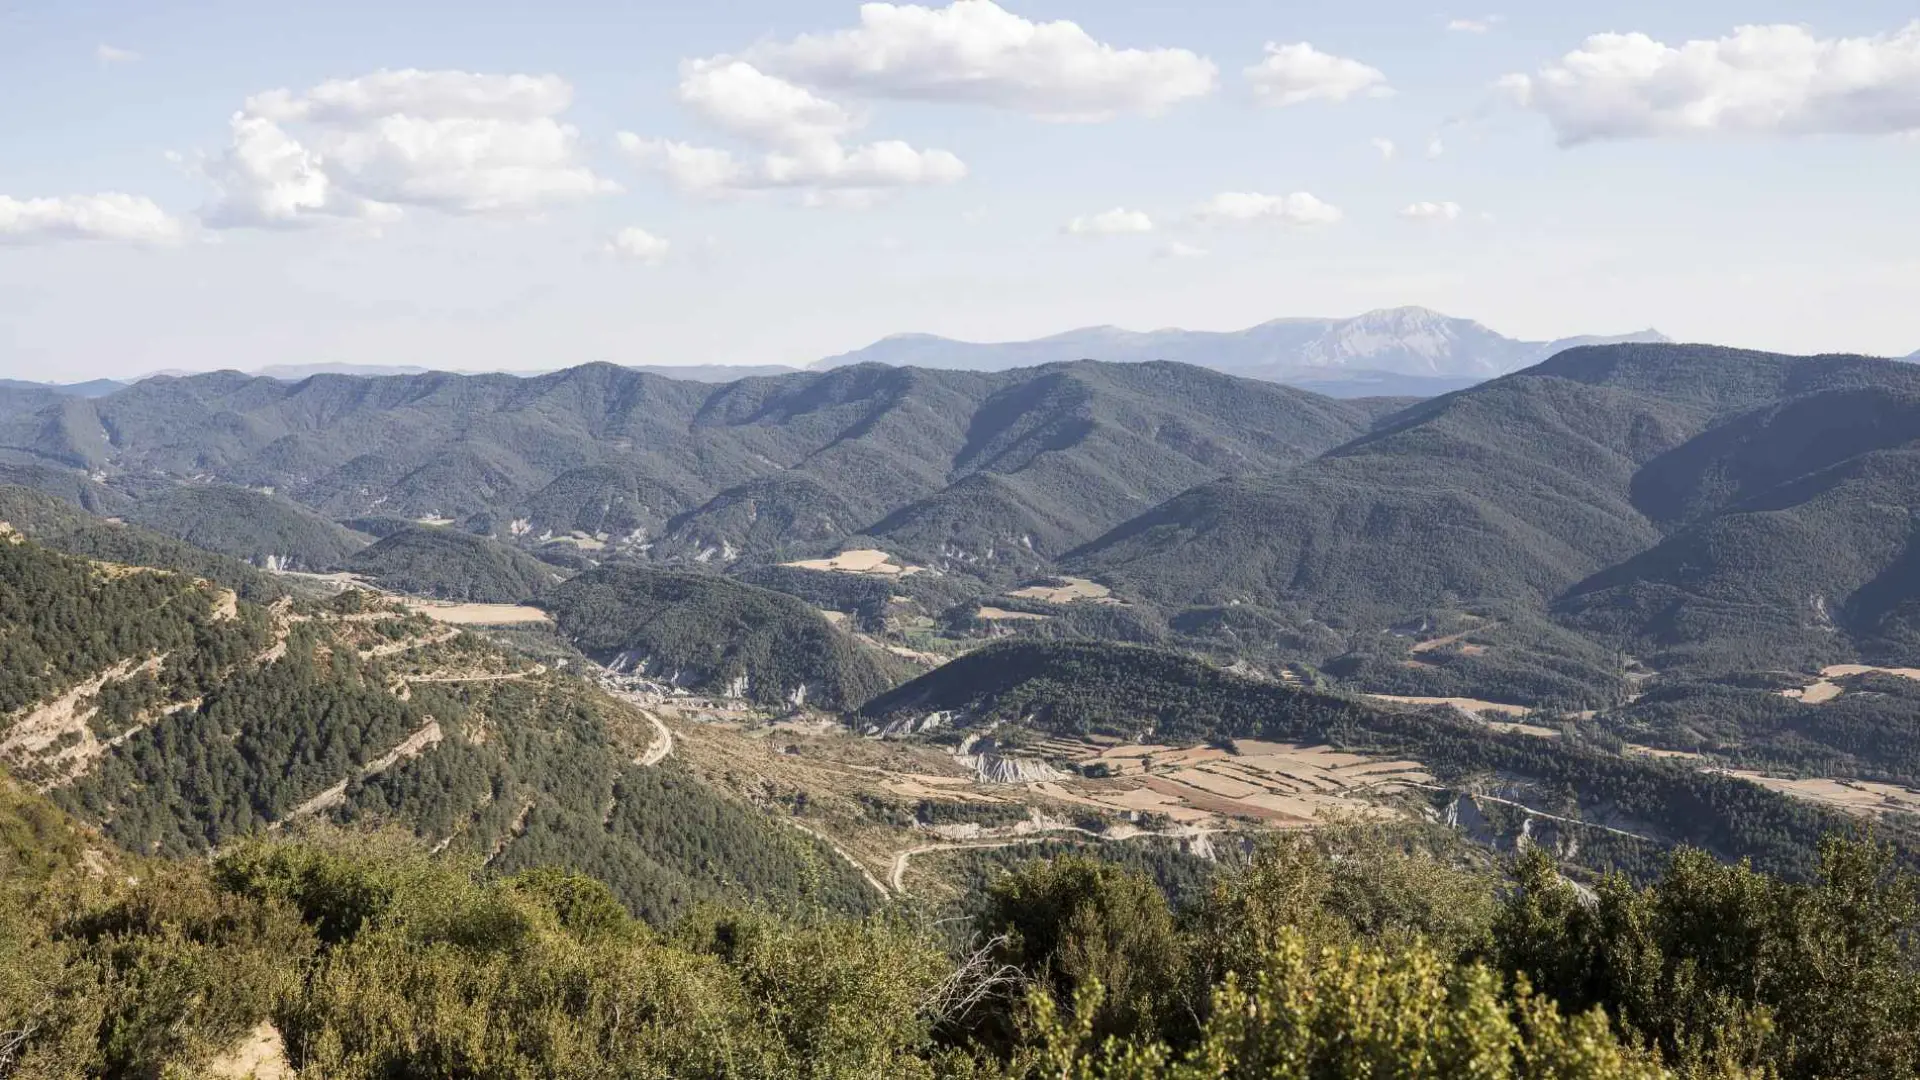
[
  {"x1": 116, "y1": 482, "x2": 367, "y2": 572},
  {"x1": 1191, "y1": 825, "x2": 1498, "y2": 973},
  {"x1": 1026, "y1": 937, "x2": 1678, "y2": 1080},
  {"x1": 0, "y1": 533, "x2": 266, "y2": 725},
  {"x1": 14, "y1": 772, "x2": 1920, "y2": 1080},
  {"x1": 1497, "y1": 835, "x2": 1920, "y2": 1079},
  {"x1": 975, "y1": 857, "x2": 1186, "y2": 1048},
  {"x1": 542, "y1": 565, "x2": 913, "y2": 709},
  {"x1": 348, "y1": 525, "x2": 559, "y2": 602},
  {"x1": 0, "y1": 486, "x2": 281, "y2": 602}
]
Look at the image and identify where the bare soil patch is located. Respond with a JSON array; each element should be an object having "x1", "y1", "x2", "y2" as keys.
[
  {"x1": 976, "y1": 607, "x2": 1050, "y2": 622},
  {"x1": 783, "y1": 549, "x2": 925, "y2": 576},
  {"x1": 1007, "y1": 577, "x2": 1118, "y2": 605},
  {"x1": 400, "y1": 599, "x2": 552, "y2": 626},
  {"x1": 1366, "y1": 694, "x2": 1533, "y2": 718},
  {"x1": 1724, "y1": 770, "x2": 1920, "y2": 819}
]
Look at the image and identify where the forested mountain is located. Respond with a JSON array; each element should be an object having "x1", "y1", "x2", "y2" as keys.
[
  {"x1": 541, "y1": 565, "x2": 913, "y2": 708},
  {"x1": 348, "y1": 524, "x2": 561, "y2": 602},
  {"x1": 114, "y1": 481, "x2": 369, "y2": 570},
  {"x1": 1072, "y1": 345, "x2": 1920, "y2": 673},
  {"x1": 814, "y1": 307, "x2": 1668, "y2": 392},
  {"x1": 0, "y1": 359, "x2": 1374, "y2": 574},
  {"x1": 8, "y1": 342, "x2": 1920, "y2": 687},
  {"x1": 0, "y1": 485, "x2": 280, "y2": 600},
  {"x1": 0, "y1": 528, "x2": 873, "y2": 924}
]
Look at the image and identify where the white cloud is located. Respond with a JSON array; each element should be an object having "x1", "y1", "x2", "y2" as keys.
[
  {"x1": 96, "y1": 44, "x2": 140, "y2": 63},
  {"x1": 676, "y1": 60, "x2": 859, "y2": 148},
  {"x1": 619, "y1": 132, "x2": 964, "y2": 198},
  {"x1": 1245, "y1": 43, "x2": 1390, "y2": 107},
  {"x1": 1064, "y1": 207, "x2": 1154, "y2": 235},
  {"x1": 202, "y1": 69, "x2": 615, "y2": 229},
  {"x1": 623, "y1": 58, "x2": 964, "y2": 203},
  {"x1": 0, "y1": 193, "x2": 185, "y2": 246},
  {"x1": 1370, "y1": 136, "x2": 1396, "y2": 160},
  {"x1": 1447, "y1": 17, "x2": 1500, "y2": 34},
  {"x1": 1154, "y1": 240, "x2": 1208, "y2": 259},
  {"x1": 1399, "y1": 200, "x2": 1464, "y2": 222},
  {"x1": 1426, "y1": 134, "x2": 1446, "y2": 158},
  {"x1": 201, "y1": 113, "x2": 384, "y2": 228},
  {"x1": 247, "y1": 70, "x2": 574, "y2": 123},
  {"x1": 1191, "y1": 191, "x2": 1342, "y2": 227},
  {"x1": 740, "y1": 0, "x2": 1217, "y2": 121},
  {"x1": 1503, "y1": 22, "x2": 1920, "y2": 144},
  {"x1": 617, "y1": 136, "x2": 749, "y2": 195},
  {"x1": 761, "y1": 139, "x2": 965, "y2": 188},
  {"x1": 605, "y1": 226, "x2": 671, "y2": 263}
]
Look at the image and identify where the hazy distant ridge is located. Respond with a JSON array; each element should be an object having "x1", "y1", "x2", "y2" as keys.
[{"x1": 812, "y1": 306, "x2": 1669, "y2": 389}]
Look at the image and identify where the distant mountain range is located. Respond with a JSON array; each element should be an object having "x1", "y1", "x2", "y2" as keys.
[
  {"x1": 812, "y1": 307, "x2": 1674, "y2": 396},
  {"x1": 6, "y1": 341, "x2": 1920, "y2": 688},
  {"x1": 0, "y1": 377, "x2": 125, "y2": 398},
  {"x1": 0, "y1": 360, "x2": 1386, "y2": 579},
  {"x1": 250, "y1": 362, "x2": 800, "y2": 383}
]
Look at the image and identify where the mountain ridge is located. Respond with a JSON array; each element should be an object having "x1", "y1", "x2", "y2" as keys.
[
  {"x1": 1069, "y1": 344, "x2": 1920, "y2": 673},
  {"x1": 0, "y1": 359, "x2": 1377, "y2": 576},
  {"x1": 811, "y1": 307, "x2": 1670, "y2": 393}
]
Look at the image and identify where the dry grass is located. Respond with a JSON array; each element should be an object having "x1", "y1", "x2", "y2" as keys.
[
  {"x1": 783, "y1": 548, "x2": 925, "y2": 576},
  {"x1": 1780, "y1": 664, "x2": 1920, "y2": 705},
  {"x1": 400, "y1": 600, "x2": 552, "y2": 626},
  {"x1": 1039, "y1": 738, "x2": 1429, "y2": 827},
  {"x1": 976, "y1": 607, "x2": 1050, "y2": 622},
  {"x1": 1366, "y1": 694, "x2": 1533, "y2": 718},
  {"x1": 1724, "y1": 770, "x2": 1920, "y2": 819},
  {"x1": 1007, "y1": 577, "x2": 1118, "y2": 605}
]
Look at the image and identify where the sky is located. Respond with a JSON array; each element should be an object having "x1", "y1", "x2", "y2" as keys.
[{"x1": 1, "y1": 0, "x2": 1917, "y2": 380}]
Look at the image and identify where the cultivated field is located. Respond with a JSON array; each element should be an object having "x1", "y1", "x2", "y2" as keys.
[
  {"x1": 1007, "y1": 577, "x2": 1119, "y2": 605},
  {"x1": 1779, "y1": 664, "x2": 1920, "y2": 705},
  {"x1": 1365, "y1": 694, "x2": 1534, "y2": 718},
  {"x1": 1722, "y1": 770, "x2": 1920, "y2": 819},
  {"x1": 783, "y1": 548, "x2": 925, "y2": 576},
  {"x1": 400, "y1": 600, "x2": 552, "y2": 626},
  {"x1": 976, "y1": 606, "x2": 1050, "y2": 622},
  {"x1": 1027, "y1": 738, "x2": 1431, "y2": 827}
]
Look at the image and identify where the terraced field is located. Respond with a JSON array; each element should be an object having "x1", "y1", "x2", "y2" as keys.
[{"x1": 1029, "y1": 738, "x2": 1430, "y2": 826}]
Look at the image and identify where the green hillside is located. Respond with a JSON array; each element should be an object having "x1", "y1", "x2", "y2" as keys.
[
  {"x1": 0, "y1": 530, "x2": 873, "y2": 925},
  {"x1": 0, "y1": 360, "x2": 1373, "y2": 575},
  {"x1": 115, "y1": 481, "x2": 369, "y2": 570},
  {"x1": 0, "y1": 485, "x2": 281, "y2": 601},
  {"x1": 540, "y1": 565, "x2": 915, "y2": 708},
  {"x1": 348, "y1": 524, "x2": 562, "y2": 602},
  {"x1": 1071, "y1": 346, "x2": 1920, "y2": 676}
]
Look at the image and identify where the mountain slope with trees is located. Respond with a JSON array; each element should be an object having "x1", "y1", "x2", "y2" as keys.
[
  {"x1": 540, "y1": 565, "x2": 915, "y2": 708},
  {"x1": 0, "y1": 360, "x2": 1376, "y2": 576},
  {"x1": 348, "y1": 525, "x2": 561, "y2": 602},
  {"x1": 1070, "y1": 346, "x2": 1920, "y2": 673}
]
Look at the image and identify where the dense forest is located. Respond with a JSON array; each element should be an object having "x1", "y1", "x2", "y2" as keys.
[
  {"x1": 347, "y1": 525, "x2": 561, "y2": 602},
  {"x1": 541, "y1": 565, "x2": 915, "y2": 709}
]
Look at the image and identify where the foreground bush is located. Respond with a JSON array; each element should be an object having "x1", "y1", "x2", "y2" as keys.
[{"x1": 4, "y1": 792, "x2": 1917, "y2": 1078}]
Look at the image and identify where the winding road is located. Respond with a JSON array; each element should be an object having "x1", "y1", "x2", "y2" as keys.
[{"x1": 635, "y1": 708, "x2": 674, "y2": 767}]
